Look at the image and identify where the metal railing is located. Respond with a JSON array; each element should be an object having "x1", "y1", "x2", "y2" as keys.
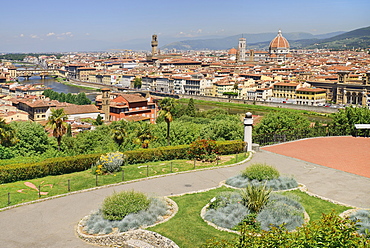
[{"x1": 253, "y1": 126, "x2": 352, "y2": 147}]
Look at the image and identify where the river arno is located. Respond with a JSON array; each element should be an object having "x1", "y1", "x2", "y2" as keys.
[{"x1": 18, "y1": 76, "x2": 98, "y2": 100}]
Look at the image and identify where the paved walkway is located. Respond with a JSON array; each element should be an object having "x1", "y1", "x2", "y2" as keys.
[{"x1": 0, "y1": 140, "x2": 369, "y2": 247}]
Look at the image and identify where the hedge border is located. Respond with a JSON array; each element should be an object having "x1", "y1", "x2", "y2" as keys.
[{"x1": 0, "y1": 140, "x2": 245, "y2": 184}]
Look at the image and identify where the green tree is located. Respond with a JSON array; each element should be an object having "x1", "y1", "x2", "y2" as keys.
[
  {"x1": 76, "y1": 92, "x2": 91, "y2": 105},
  {"x1": 254, "y1": 111, "x2": 311, "y2": 135},
  {"x1": 63, "y1": 125, "x2": 117, "y2": 155},
  {"x1": 10, "y1": 121, "x2": 52, "y2": 156},
  {"x1": 133, "y1": 77, "x2": 142, "y2": 89},
  {"x1": 158, "y1": 97, "x2": 178, "y2": 146},
  {"x1": 329, "y1": 106, "x2": 370, "y2": 136},
  {"x1": 184, "y1": 98, "x2": 197, "y2": 117},
  {"x1": 110, "y1": 120, "x2": 128, "y2": 147},
  {"x1": 93, "y1": 114, "x2": 104, "y2": 126},
  {"x1": 134, "y1": 122, "x2": 154, "y2": 148},
  {"x1": 0, "y1": 118, "x2": 18, "y2": 147},
  {"x1": 46, "y1": 108, "x2": 68, "y2": 151}
]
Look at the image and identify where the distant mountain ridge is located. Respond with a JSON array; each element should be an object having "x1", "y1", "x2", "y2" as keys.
[{"x1": 161, "y1": 27, "x2": 370, "y2": 51}]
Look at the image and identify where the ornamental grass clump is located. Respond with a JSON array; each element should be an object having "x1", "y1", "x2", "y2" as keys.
[
  {"x1": 102, "y1": 190, "x2": 151, "y2": 221},
  {"x1": 94, "y1": 151, "x2": 125, "y2": 175},
  {"x1": 240, "y1": 184, "x2": 271, "y2": 213},
  {"x1": 226, "y1": 174, "x2": 298, "y2": 191},
  {"x1": 349, "y1": 209, "x2": 370, "y2": 237},
  {"x1": 204, "y1": 192, "x2": 249, "y2": 229},
  {"x1": 256, "y1": 193, "x2": 304, "y2": 231},
  {"x1": 242, "y1": 163, "x2": 280, "y2": 181}
]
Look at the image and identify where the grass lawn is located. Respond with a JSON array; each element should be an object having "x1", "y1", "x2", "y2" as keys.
[
  {"x1": 148, "y1": 187, "x2": 239, "y2": 247},
  {"x1": 0, "y1": 153, "x2": 249, "y2": 209},
  {"x1": 281, "y1": 190, "x2": 351, "y2": 221},
  {"x1": 179, "y1": 98, "x2": 331, "y2": 119},
  {"x1": 148, "y1": 187, "x2": 352, "y2": 248}
]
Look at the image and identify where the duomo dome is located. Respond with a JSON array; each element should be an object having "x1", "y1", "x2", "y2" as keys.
[{"x1": 269, "y1": 30, "x2": 290, "y2": 54}]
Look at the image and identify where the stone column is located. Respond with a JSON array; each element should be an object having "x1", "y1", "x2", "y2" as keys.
[{"x1": 244, "y1": 112, "x2": 253, "y2": 152}]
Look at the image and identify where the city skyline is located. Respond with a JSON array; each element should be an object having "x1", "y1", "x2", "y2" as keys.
[{"x1": 0, "y1": 0, "x2": 369, "y2": 53}]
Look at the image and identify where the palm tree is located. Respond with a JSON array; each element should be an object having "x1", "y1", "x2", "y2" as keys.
[
  {"x1": 134, "y1": 122, "x2": 154, "y2": 148},
  {"x1": 46, "y1": 108, "x2": 68, "y2": 151},
  {"x1": 158, "y1": 97, "x2": 177, "y2": 146},
  {"x1": 0, "y1": 118, "x2": 17, "y2": 147},
  {"x1": 111, "y1": 120, "x2": 127, "y2": 147}
]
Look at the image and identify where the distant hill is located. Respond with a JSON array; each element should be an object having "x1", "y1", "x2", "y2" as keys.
[
  {"x1": 161, "y1": 27, "x2": 370, "y2": 51},
  {"x1": 304, "y1": 26, "x2": 370, "y2": 50},
  {"x1": 161, "y1": 31, "x2": 345, "y2": 51}
]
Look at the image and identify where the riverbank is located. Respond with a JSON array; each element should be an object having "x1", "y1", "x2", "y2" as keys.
[{"x1": 56, "y1": 77, "x2": 100, "y2": 91}]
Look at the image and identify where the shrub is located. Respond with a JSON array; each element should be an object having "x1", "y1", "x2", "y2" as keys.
[
  {"x1": 94, "y1": 151, "x2": 125, "y2": 175},
  {"x1": 102, "y1": 190, "x2": 151, "y2": 221},
  {"x1": 226, "y1": 174, "x2": 298, "y2": 191},
  {"x1": 242, "y1": 163, "x2": 280, "y2": 181},
  {"x1": 240, "y1": 184, "x2": 271, "y2": 213},
  {"x1": 189, "y1": 139, "x2": 218, "y2": 162}
]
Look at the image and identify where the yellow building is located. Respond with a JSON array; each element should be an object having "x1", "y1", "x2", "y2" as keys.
[
  {"x1": 272, "y1": 82, "x2": 299, "y2": 103},
  {"x1": 296, "y1": 88, "x2": 326, "y2": 106}
]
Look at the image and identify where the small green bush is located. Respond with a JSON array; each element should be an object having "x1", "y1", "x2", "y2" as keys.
[
  {"x1": 242, "y1": 163, "x2": 280, "y2": 181},
  {"x1": 102, "y1": 190, "x2": 151, "y2": 221}
]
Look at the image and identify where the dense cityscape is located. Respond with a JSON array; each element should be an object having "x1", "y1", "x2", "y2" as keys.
[
  {"x1": 0, "y1": 0, "x2": 369, "y2": 247},
  {"x1": 1, "y1": 31, "x2": 370, "y2": 125}
]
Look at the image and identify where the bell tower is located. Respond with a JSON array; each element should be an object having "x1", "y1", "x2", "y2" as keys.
[
  {"x1": 238, "y1": 37, "x2": 246, "y2": 62},
  {"x1": 101, "y1": 88, "x2": 110, "y2": 121},
  {"x1": 151, "y1": 34, "x2": 158, "y2": 56}
]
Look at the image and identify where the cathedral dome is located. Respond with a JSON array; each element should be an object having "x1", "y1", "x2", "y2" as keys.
[
  {"x1": 228, "y1": 48, "x2": 237, "y2": 55},
  {"x1": 269, "y1": 30, "x2": 290, "y2": 50}
]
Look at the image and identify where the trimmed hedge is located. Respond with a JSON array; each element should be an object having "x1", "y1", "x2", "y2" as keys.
[
  {"x1": 0, "y1": 154, "x2": 101, "y2": 184},
  {"x1": 0, "y1": 140, "x2": 245, "y2": 184}
]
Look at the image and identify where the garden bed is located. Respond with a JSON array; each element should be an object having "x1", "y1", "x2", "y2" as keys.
[{"x1": 77, "y1": 197, "x2": 179, "y2": 247}]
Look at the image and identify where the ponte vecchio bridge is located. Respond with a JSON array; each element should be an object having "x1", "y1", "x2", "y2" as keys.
[{"x1": 15, "y1": 69, "x2": 60, "y2": 80}]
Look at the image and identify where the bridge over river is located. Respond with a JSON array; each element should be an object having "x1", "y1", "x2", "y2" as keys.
[{"x1": 16, "y1": 68, "x2": 60, "y2": 80}]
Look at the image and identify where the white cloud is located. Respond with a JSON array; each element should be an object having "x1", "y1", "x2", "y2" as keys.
[
  {"x1": 46, "y1": 32, "x2": 56, "y2": 36},
  {"x1": 30, "y1": 34, "x2": 39, "y2": 39},
  {"x1": 20, "y1": 34, "x2": 24, "y2": 37}
]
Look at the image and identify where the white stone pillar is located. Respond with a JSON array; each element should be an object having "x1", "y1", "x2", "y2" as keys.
[{"x1": 244, "y1": 112, "x2": 253, "y2": 152}]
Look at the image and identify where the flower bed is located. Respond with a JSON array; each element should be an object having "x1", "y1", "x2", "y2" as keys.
[
  {"x1": 77, "y1": 196, "x2": 179, "y2": 247},
  {"x1": 202, "y1": 190, "x2": 307, "y2": 233}
]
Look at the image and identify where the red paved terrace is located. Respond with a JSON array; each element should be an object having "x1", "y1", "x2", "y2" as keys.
[{"x1": 262, "y1": 136, "x2": 370, "y2": 178}]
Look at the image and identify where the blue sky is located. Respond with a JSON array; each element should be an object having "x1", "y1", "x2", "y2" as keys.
[{"x1": 0, "y1": 0, "x2": 369, "y2": 52}]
